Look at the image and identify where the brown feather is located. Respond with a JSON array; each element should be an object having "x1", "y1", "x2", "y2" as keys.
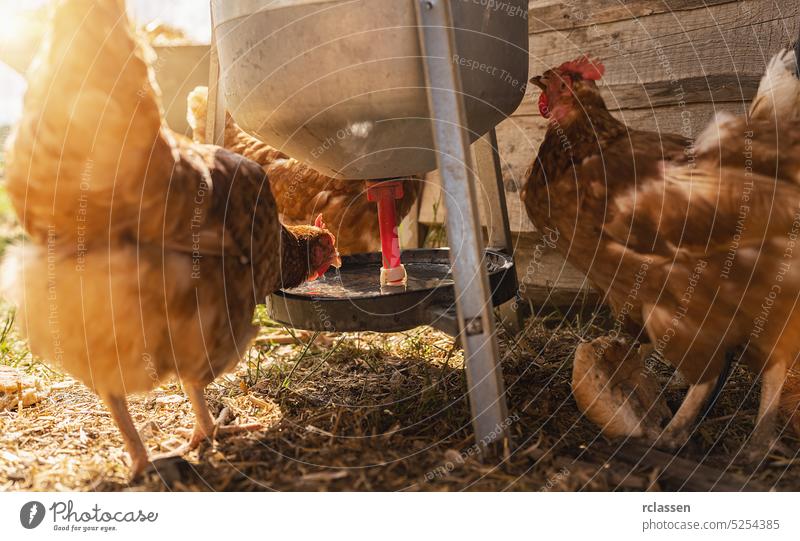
[{"x1": 187, "y1": 86, "x2": 422, "y2": 255}]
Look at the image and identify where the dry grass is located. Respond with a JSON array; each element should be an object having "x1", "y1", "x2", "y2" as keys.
[{"x1": 1, "y1": 304, "x2": 799, "y2": 492}]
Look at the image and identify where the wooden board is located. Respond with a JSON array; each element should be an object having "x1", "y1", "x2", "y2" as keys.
[
  {"x1": 528, "y1": 0, "x2": 800, "y2": 84},
  {"x1": 512, "y1": 234, "x2": 600, "y2": 308},
  {"x1": 153, "y1": 45, "x2": 211, "y2": 136},
  {"x1": 528, "y1": 0, "x2": 738, "y2": 33},
  {"x1": 514, "y1": 76, "x2": 761, "y2": 116}
]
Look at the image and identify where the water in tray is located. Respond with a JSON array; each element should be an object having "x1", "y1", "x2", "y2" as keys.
[{"x1": 286, "y1": 262, "x2": 454, "y2": 299}]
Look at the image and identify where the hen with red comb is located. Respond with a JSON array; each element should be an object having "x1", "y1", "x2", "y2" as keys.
[
  {"x1": 522, "y1": 55, "x2": 693, "y2": 444},
  {"x1": 523, "y1": 51, "x2": 800, "y2": 461}
]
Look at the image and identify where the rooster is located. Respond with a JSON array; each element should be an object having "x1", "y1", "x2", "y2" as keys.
[
  {"x1": 524, "y1": 53, "x2": 800, "y2": 461},
  {"x1": 186, "y1": 87, "x2": 422, "y2": 256},
  {"x1": 2, "y1": 0, "x2": 340, "y2": 477}
]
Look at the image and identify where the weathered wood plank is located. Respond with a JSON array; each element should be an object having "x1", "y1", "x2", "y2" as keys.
[
  {"x1": 586, "y1": 441, "x2": 770, "y2": 491},
  {"x1": 513, "y1": 237, "x2": 596, "y2": 306},
  {"x1": 419, "y1": 162, "x2": 534, "y2": 232},
  {"x1": 528, "y1": 0, "x2": 800, "y2": 85},
  {"x1": 515, "y1": 75, "x2": 761, "y2": 115},
  {"x1": 611, "y1": 100, "x2": 747, "y2": 138},
  {"x1": 153, "y1": 45, "x2": 211, "y2": 135},
  {"x1": 528, "y1": 0, "x2": 739, "y2": 33}
]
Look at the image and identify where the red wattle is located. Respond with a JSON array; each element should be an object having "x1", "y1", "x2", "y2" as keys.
[{"x1": 538, "y1": 93, "x2": 550, "y2": 118}]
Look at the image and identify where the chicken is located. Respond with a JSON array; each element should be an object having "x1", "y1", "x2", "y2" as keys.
[
  {"x1": 524, "y1": 54, "x2": 800, "y2": 461},
  {"x1": 573, "y1": 337, "x2": 670, "y2": 440},
  {"x1": 524, "y1": 56, "x2": 693, "y2": 340},
  {"x1": 747, "y1": 40, "x2": 800, "y2": 441},
  {"x1": 2, "y1": 0, "x2": 340, "y2": 477},
  {"x1": 186, "y1": 87, "x2": 422, "y2": 256}
]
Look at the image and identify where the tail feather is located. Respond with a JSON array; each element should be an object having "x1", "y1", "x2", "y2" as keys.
[
  {"x1": 6, "y1": 0, "x2": 177, "y2": 245},
  {"x1": 748, "y1": 46, "x2": 800, "y2": 122},
  {"x1": 186, "y1": 85, "x2": 208, "y2": 143}
]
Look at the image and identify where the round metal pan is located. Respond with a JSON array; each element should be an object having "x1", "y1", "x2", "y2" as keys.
[{"x1": 267, "y1": 248, "x2": 517, "y2": 333}]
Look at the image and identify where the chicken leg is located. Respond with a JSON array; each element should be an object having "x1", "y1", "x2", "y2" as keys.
[
  {"x1": 739, "y1": 359, "x2": 790, "y2": 464},
  {"x1": 103, "y1": 384, "x2": 263, "y2": 479},
  {"x1": 102, "y1": 394, "x2": 151, "y2": 478},
  {"x1": 655, "y1": 379, "x2": 716, "y2": 450},
  {"x1": 181, "y1": 382, "x2": 263, "y2": 449}
]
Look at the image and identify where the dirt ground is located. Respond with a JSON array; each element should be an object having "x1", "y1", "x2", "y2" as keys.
[{"x1": 1, "y1": 304, "x2": 799, "y2": 492}]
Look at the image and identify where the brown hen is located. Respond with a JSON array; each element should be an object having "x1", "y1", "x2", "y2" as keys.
[
  {"x1": 524, "y1": 54, "x2": 800, "y2": 461},
  {"x1": 523, "y1": 57, "x2": 692, "y2": 339},
  {"x1": 573, "y1": 337, "x2": 670, "y2": 440},
  {"x1": 186, "y1": 86, "x2": 422, "y2": 255},
  {"x1": 2, "y1": 0, "x2": 340, "y2": 477}
]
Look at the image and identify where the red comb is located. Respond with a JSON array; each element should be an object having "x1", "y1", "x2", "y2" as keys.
[
  {"x1": 314, "y1": 214, "x2": 337, "y2": 247},
  {"x1": 558, "y1": 55, "x2": 605, "y2": 81}
]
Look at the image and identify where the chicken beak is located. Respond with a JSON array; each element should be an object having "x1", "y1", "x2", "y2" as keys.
[
  {"x1": 529, "y1": 75, "x2": 546, "y2": 91},
  {"x1": 331, "y1": 251, "x2": 343, "y2": 269}
]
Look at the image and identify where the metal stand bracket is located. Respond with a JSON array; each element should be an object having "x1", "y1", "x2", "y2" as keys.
[
  {"x1": 474, "y1": 129, "x2": 513, "y2": 254},
  {"x1": 474, "y1": 129, "x2": 526, "y2": 334},
  {"x1": 415, "y1": 0, "x2": 510, "y2": 454},
  {"x1": 207, "y1": 4, "x2": 226, "y2": 147}
]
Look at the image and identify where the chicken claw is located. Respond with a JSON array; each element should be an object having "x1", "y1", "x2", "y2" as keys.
[
  {"x1": 176, "y1": 383, "x2": 264, "y2": 452},
  {"x1": 103, "y1": 386, "x2": 263, "y2": 481},
  {"x1": 652, "y1": 379, "x2": 716, "y2": 451}
]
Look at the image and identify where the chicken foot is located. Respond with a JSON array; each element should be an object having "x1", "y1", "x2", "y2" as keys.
[
  {"x1": 179, "y1": 382, "x2": 264, "y2": 449},
  {"x1": 655, "y1": 379, "x2": 716, "y2": 450},
  {"x1": 738, "y1": 360, "x2": 790, "y2": 464},
  {"x1": 103, "y1": 384, "x2": 263, "y2": 480}
]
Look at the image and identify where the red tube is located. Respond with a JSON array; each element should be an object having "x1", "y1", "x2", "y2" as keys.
[{"x1": 367, "y1": 180, "x2": 404, "y2": 273}]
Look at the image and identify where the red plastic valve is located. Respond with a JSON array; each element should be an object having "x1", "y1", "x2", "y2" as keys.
[{"x1": 366, "y1": 180, "x2": 406, "y2": 285}]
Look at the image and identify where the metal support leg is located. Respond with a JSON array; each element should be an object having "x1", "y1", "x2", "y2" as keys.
[
  {"x1": 415, "y1": 0, "x2": 509, "y2": 453},
  {"x1": 474, "y1": 129, "x2": 527, "y2": 334},
  {"x1": 474, "y1": 129, "x2": 513, "y2": 254},
  {"x1": 207, "y1": 3, "x2": 226, "y2": 147}
]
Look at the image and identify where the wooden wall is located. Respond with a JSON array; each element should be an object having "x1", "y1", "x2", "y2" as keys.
[
  {"x1": 419, "y1": 0, "x2": 800, "y2": 308},
  {"x1": 152, "y1": 45, "x2": 210, "y2": 135}
]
